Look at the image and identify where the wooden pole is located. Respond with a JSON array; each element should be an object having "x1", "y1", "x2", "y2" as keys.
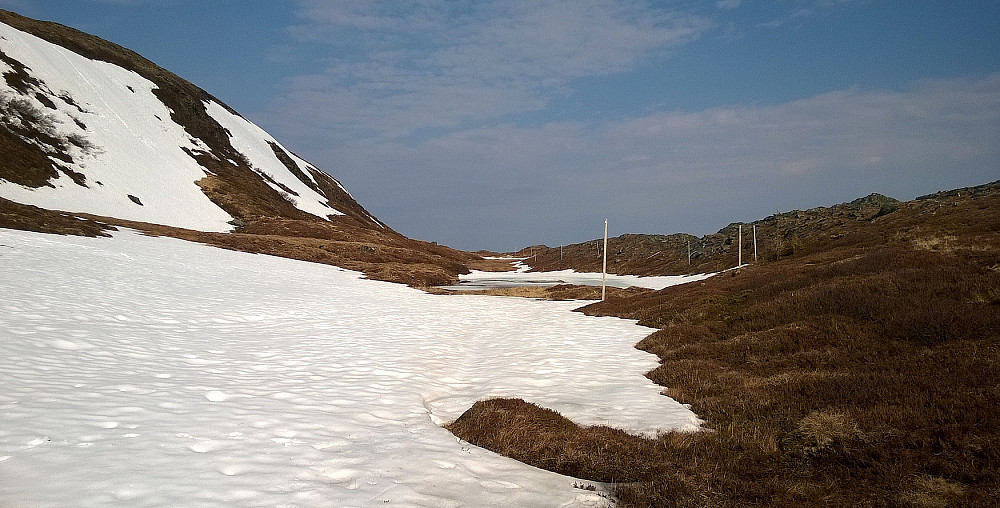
[
  {"x1": 753, "y1": 225, "x2": 758, "y2": 263},
  {"x1": 602, "y1": 219, "x2": 608, "y2": 301},
  {"x1": 738, "y1": 224, "x2": 742, "y2": 267}
]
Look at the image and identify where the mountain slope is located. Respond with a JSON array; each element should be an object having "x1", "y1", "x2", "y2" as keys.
[
  {"x1": 0, "y1": 9, "x2": 380, "y2": 231},
  {"x1": 512, "y1": 187, "x2": 997, "y2": 276},
  {"x1": 0, "y1": 9, "x2": 483, "y2": 286}
]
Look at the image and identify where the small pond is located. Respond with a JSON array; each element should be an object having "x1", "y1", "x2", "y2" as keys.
[{"x1": 438, "y1": 262, "x2": 714, "y2": 292}]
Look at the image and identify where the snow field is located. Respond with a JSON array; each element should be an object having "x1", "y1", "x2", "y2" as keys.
[{"x1": 0, "y1": 229, "x2": 699, "y2": 507}]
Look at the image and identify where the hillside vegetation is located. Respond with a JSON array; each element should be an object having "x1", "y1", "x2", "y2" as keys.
[
  {"x1": 0, "y1": 197, "x2": 479, "y2": 286},
  {"x1": 514, "y1": 193, "x2": 906, "y2": 276},
  {"x1": 450, "y1": 182, "x2": 1000, "y2": 507}
]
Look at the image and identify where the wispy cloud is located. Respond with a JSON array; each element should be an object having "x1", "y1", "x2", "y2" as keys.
[
  {"x1": 307, "y1": 72, "x2": 1000, "y2": 249},
  {"x1": 255, "y1": 1, "x2": 997, "y2": 249},
  {"x1": 275, "y1": 0, "x2": 710, "y2": 142},
  {"x1": 760, "y1": 0, "x2": 861, "y2": 29}
]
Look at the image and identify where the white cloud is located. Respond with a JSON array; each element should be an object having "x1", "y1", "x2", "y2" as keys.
[
  {"x1": 254, "y1": 2, "x2": 998, "y2": 249},
  {"x1": 299, "y1": 72, "x2": 1000, "y2": 249},
  {"x1": 276, "y1": 0, "x2": 710, "y2": 142},
  {"x1": 592, "y1": 73, "x2": 999, "y2": 198}
]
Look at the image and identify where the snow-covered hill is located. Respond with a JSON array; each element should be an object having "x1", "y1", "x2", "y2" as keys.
[{"x1": 0, "y1": 9, "x2": 382, "y2": 232}]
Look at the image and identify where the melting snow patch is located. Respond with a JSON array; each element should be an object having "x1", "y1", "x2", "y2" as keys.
[
  {"x1": 443, "y1": 265, "x2": 715, "y2": 291},
  {"x1": 0, "y1": 228, "x2": 699, "y2": 507},
  {"x1": 203, "y1": 100, "x2": 344, "y2": 219}
]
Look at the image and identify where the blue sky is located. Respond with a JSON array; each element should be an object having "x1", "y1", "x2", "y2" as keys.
[{"x1": 4, "y1": 0, "x2": 999, "y2": 251}]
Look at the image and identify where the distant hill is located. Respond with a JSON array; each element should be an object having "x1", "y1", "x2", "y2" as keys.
[{"x1": 513, "y1": 182, "x2": 999, "y2": 276}]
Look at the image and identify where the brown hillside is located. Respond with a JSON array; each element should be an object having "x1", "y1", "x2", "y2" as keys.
[
  {"x1": 450, "y1": 182, "x2": 1000, "y2": 507},
  {"x1": 514, "y1": 191, "x2": 915, "y2": 276},
  {"x1": 0, "y1": 197, "x2": 477, "y2": 287}
]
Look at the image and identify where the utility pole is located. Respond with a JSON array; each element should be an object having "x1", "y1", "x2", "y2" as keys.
[
  {"x1": 738, "y1": 224, "x2": 743, "y2": 267},
  {"x1": 602, "y1": 219, "x2": 608, "y2": 301},
  {"x1": 753, "y1": 225, "x2": 758, "y2": 263}
]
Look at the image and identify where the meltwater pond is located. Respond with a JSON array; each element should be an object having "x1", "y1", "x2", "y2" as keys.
[{"x1": 438, "y1": 261, "x2": 714, "y2": 291}]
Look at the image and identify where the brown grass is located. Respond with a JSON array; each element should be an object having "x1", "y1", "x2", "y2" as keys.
[
  {"x1": 902, "y1": 475, "x2": 968, "y2": 508},
  {"x1": 450, "y1": 185, "x2": 1000, "y2": 507},
  {"x1": 447, "y1": 398, "x2": 689, "y2": 484},
  {"x1": 513, "y1": 189, "x2": 989, "y2": 279},
  {"x1": 118, "y1": 217, "x2": 476, "y2": 287},
  {"x1": 465, "y1": 256, "x2": 524, "y2": 272},
  {"x1": 0, "y1": 201, "x2": 480, "y2": 287},
  {"x1": 0, "y1": 197, "x2": 113, "y2": 237}
]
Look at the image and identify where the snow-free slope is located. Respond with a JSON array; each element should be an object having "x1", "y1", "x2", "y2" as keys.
[
  {"x1": 0, "y1": 9, "x2": 383, "y2": 231},
  {"x1": 0, "y1": 228, "x2": 699, "y2": 507},
  {"x1": 515, "y1": 194, "x2": 908, "y2": 277}
]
